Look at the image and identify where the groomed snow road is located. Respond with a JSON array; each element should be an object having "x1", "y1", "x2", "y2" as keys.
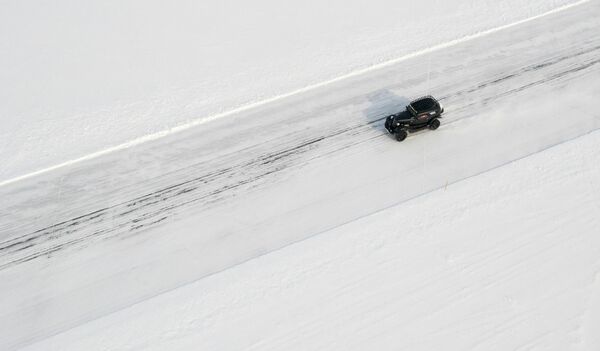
[{"x1": 1, "y1": 1, "x2": 600, "y2": 349}]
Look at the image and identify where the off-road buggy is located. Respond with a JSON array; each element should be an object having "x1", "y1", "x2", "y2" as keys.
[{"x1": 384, "y1": 95, "x2": 444, "y2": 141}]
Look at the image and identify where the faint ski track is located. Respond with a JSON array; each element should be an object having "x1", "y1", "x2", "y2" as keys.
[{"x1": 0, "y1": 0, "x2": 590, "y2": 188}]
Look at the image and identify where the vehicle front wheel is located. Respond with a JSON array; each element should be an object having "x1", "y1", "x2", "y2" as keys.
[
  {"x1": 429, "y1": 118, "x2": 440, "y2": 130},
  {"x1": 384, "y1": 118, "x2": 392, "y2": 133},
  {"x1": 395, "y1": 130, "x2": 408, "y2": 142}
]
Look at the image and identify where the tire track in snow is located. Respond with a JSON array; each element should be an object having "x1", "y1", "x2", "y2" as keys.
[{"x1": 1, "y1": 42, "x2": 600, "y2": 270}]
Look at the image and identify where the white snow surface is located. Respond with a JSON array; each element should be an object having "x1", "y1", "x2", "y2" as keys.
[
  {"x1": 23, "y1": 126, "x2": 600, "y2": 351},
  {"x1": 0, "y1": 0, "x2": 582, "y2": 182},
  {"x1": 2, "y1": 0, "x2": 600, "y2": 350},
  {"x1": 26, "y1": 132, "x2": 600, "y2": 351}
]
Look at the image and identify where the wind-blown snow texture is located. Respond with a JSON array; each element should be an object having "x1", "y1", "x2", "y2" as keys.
[
  {"x1": 0, "y1": 0, "x2": 582, "y2": 182},
  {"x1": 2, "y1": 0, "x2": 600, "y2": 350}
]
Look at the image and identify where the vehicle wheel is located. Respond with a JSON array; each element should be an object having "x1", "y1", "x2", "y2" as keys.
[
  {"x1": 395, "y1": 130, "x2": 408, "y2": 142},
  {"x1": 384, "y1": 118, "x2": 391, "y2": 132},
  {"x1": 429, "y1": 118, "x2": 440, "y2": 130}
]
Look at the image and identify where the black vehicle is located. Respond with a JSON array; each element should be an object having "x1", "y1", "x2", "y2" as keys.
[{"x1": 384, "y1": 95, "x2": 444, "y2": 141}]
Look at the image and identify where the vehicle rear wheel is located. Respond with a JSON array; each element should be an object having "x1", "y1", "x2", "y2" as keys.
[
  {"x1": 429, "y1": 118, "x2": 440, "y2": 130},
  {"x1": 395, "y1": 130, "x2": 408, "y2": 142}
]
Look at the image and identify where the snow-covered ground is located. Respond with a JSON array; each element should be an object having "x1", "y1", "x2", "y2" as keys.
[
  {"x1": 23, "y1": 122, "x2": 600, "y2": 351},
  {"x1": 0, "y1": 0, "x2": 584, "y2": 182},
  {"x1": 2, "y1": 0, "x2": 600, "y2": 350}
]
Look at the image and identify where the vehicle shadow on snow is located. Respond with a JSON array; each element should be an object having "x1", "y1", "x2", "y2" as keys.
[{"x1": 363, "y1": 89, "x2": 410, "y2": 133}]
